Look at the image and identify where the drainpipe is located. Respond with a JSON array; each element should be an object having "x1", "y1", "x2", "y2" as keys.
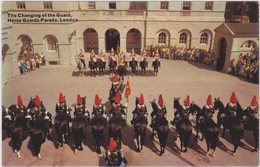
[{"x1": 144, "y1": 2, "x2": 148, "y2": 51}]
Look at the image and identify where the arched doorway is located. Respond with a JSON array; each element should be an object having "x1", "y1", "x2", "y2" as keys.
[
  {"x1": 105, "y1": 29, "x2": 120, "y2": 53},
  {"x1": 18, "y1": 35, "x2": 33, "y2": 54},
  {"x1": 126, "y1": 28, "x2": 141, "y2": 54},
  {"x1": 2, "y1": 44, "x2": 13, "y2": 84},
  {"x1": 83, "y1": 28, "x2": 98, "y2": 53},
  {"x1": 2, "y1": 44, "x2": 9, "y2": 63},
  {"x1": 218, "y1": 38, "x2": 227, "y2": 71}
]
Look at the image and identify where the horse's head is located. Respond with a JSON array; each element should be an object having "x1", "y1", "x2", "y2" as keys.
[
  {"x1": 213, "y1": 97, "x2": 224, "y2": 111},
  {"x1": 189, "y1": 101, "x2": 201, "y2": 115},
  {"x1": 135, "y1": 97, "x2": 140, "y2": 107},
  {"x1": 173, "y1": 97, "x2": 181, "y2": 111}
]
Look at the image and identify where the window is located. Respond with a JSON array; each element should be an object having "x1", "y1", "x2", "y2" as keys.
[
  {"x1": 43, "y1": 1, "x2": 52, "y2": 9},
  {"x1": 179, "y1": 33, "x2": 187, "y2": 44},
  {"x1": 160, "y1": 1, "x2": 169, "y2": 10},
  {"x1": 85, "y1": 28, "x2": 96, "y2": 34},
  {"x1": 129, "y1": 2, "x2": 147, "y2": 10},
  {"x1": 47, "y1": 38, "x2": 56, "y2": 51},
  {"x1": 130, "y1": 2, "x2": 137, "y2": 9},
  {"x1": 241, "y1": 41, "x2": 256, "y2": 49},
  {"x1": 200, "y1": 33, "x2": 208, "y2": 44},
  {"x1": 183, "y1": 2, "x2": 190, "y2": 10},
  {"x1": 158, "y1": 33, "x2": 166, "y2": 44},
  {"x1": 16, "y1": 1, "x2": 25, "y2": 9},
  {"x1": 109, "y1": 2, "x2": 116, "y2": 9},
  {"x1": 89, "y1": 1, "x2": 95, "y2": 9},
  {"x1": 22, "y1": 37, "x2": 31, "y2": 48},
  {"x1": 205, "y1": 2, "x2": 213, "y2": 10}
]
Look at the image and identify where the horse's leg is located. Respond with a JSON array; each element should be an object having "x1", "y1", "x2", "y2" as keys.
[
  {"x1": 141, "y1": 129, "x2": 146, "y2": 152},
  {"x1": 150, "y1": 127, "x2": 155, "y2": 138},
  {"x1": 135, "y1": 132, "x2": 140, "y2": 152},
  {"x1": 206, "y1": 137, "x2": 210, "y2": 156},
  {"x1": 180, "y1": 136, "x2": 183, "y2": 152},
  {"x1": 253, "y1": 128, "x2": 259, "y2": 152},
  {"x1": 221, "y1": 127, "x2": 226, "y2": 137}
]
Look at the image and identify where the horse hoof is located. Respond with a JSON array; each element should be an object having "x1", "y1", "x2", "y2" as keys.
[
  {"x1": 37, "y1": 154, "x2": 42, "y2": 160},
  {"x1": 14, "y1": 149, "x2": 17, "y2": 153},
  {"x1": 232, "y1": 152, "x2": 236, "y2": 156},
  {"x1": 206, "y1": 152, "x2": 209, "y2": 156},
  {"x1": 136, "y1": 149, "x2": 140, "y2": 152},
  {"x1": 211, "y1": 152, "x2": 215, "y2": 157},
  {"x1": 17, "y1": 155, "x2": 21, "y2": 159},
  {"x1": 140, "y1": 149, "x2": 143, "y2": 153},
  {"x1": 74, "y1": 149, "x2": 78, "y2": 154}
]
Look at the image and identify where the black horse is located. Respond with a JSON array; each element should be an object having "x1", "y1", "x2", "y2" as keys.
[
  {"x1": 109, "y1": 116, "x2": 126, "y2": 149},
  {"x1": 213, "y1": 98, "x2": 244, "y2": 156},
  {"x1": 89, "y1": 57, "x2": 97, "y2": 76},
  {"x1": 29, "y1": 115, "x2": 50, "y2": 160},
  {"x1": 91, "y1": 116, "x2": 106, "y2": 154},
  {"x1": 55, "y1": 113, "x2": 70, "y2": 147},
  {"x1": 153, "y1": 59, "x2": 159, "y2": 76},
  {"x1": 108, "y1": 57, "x2": 117, "y2": 75},
  {"x1": 76, "y1": 57, "x2": 85, "y2": 77},
  {"x1": 109, "y1": 83, "x2": 125, "y2": 105},
  {"x1": 140, "y1": 57, "x2": 148, "y2": 75},
  {"x1": 9, "y1": 111, "x2": 30, "y2": 159},
  {"x1": 2, "y1": 106, "x2": 15, "y2": 137},
  {"x1": 129, "y1": 57, "x2": 137, "y2": 76},
  {"x1": 72, "y1": 114, "x2": 88, "y2": 154},
  {"x1": 117, "y1": 65, "x2": 126, "y2": 81},
  {"x1": 237, "y1": 101, "x2": 259, "y2": 152},
  {"x1": 190, "y1": 102, "x2": 219, "y2": 157},
  {"x1": 171, "y1": 99, "x2": 192, "y2": 153},
  {"x1": 97, "y1": 58, "x2": 106, "y2": 75}
]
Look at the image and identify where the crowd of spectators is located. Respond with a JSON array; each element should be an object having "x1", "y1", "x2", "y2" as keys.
[
  {"x1": 228, "y1": 53, "x2": 259, "y2": 83},
  {"x1": 144, "y1": 45, "x2": 215, "y2": 65},
  {"x1": 18, "y1": 45, "x2": 46, "y2": 75}
]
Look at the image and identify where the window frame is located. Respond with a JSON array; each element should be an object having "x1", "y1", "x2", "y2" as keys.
[
  {"x1": 160, "y1": 1, "x2": 169, "y2": 10},
  {"x1": 200, "y1": 33, "x2": 208, "y2": 44},
  {"x1": 89, "y1": 1, "x2": 95, "y2": 9},
  {"x1": 109, "y1": 2, "x2": 116, "y2": 9},
  {"x1": 158, "y1": 33, "x2": 166, "y2": 44},
  {"x1": 205, "y1": 2, "x2": 213, "y2": 11},
  {"x1": 179, "y1": 33, "x2": 187, "y2": 44},
  {"x1": 183, "y1": 1, "x2": 191, "y2": 10},
  {"x1": 47, "y1": 37, "x2": 57, "y2": 52},
  {"x1": 16, "y1": 1, "x2": 26, "y2": 9},
  {"x1": 241, "y1": 40, "x2": 256, "y2": 50},
  {"x1": 43, "y1": 1, "x2": 52, "y2": 10}
]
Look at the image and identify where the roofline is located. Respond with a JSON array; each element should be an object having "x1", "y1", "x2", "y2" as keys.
[{"x1": 223, "y1": 23, "x2": 234, "y2": 35}]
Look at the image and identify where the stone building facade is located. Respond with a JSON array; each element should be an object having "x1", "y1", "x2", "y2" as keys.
[{"x1": 2, "y1": 1, "x2": 227, "y2": 84}]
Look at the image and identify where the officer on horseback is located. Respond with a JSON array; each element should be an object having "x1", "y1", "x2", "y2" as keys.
[
  {"x1": 109, "y1": 93, "x2": 128, "y2": 119},
  {"x1": 14, "y1": 95, "x2": 30, "y2": 120},
  {"x1": 78, "y1": 49, "x2": 86, "y2": 69},
  {"x1": 105, "y1": 137, "x2": 127, "y2": 166},
  {"x1": 55, "y1": 93, "x2": 72, "y2": 121},
  {"x1": 99, "y1": 49, "x2": 106, "y2": 67},
  {"x1": 92, "y1": 94, "x2": 107, "y2": 123},
  {"x1": 74, "y1": 94, "x2": 90, "y2": 123},
  {"x1": 33, "y1": 95, "x2": 52, "y2": 127},
  {"x1": 140, "y1": 50, "x2": 148, "y2": 62},
  {"x1": 244, "y1": 95, "x2": 258, "y2": 119},
  {"x1": 150, "y1": 94, "x2": 167, "y2": 128},
  {"x1": 118, "y1": 51, "x2": 126, "y2": 70},
  {"x1": 89, "y1": 49, "x2": 97, "y2": 67},
  {"x1": 131, "y1": 94, "x2": 148, "y2": 125},
  {"x1": 109, "y1": 75, "x2": 125, "y2": 101},
  {"x1": 130, "y1": 48, "x2": 137, "y2": 61},
  {"x1": 224, "y1": 92, "x2": 238, "y2": 117},
  {"x1": 110, "y1": 48, "x2": 117, "y2": 62},
  {"x1": 152, "y1": 50, "x2": 161, "y2": 67},
  {"x1": 201, "y1": 95, "x2": 214, "y2": 119}
]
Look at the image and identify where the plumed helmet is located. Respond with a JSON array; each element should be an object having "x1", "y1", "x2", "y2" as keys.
[
  {"x1": 91, "y1": 49, "x2": 94, "y2": 54},
  {"x1": 143, "y1": 50, "x2": 146, "y2": 54},
  {"x1": 251, "y1": 95, "x2": 257, "y2": 106},
  {"x1": 158, "y1": 94, "x2": 164, "y2": 105},
  {"x1": 111, "y1": 48, "x2": 114, "y2": 53},
  {"x1": 114, "y1": 75, "x2": 118, "y2": 82},
  {"x1": 115, "y1": 93, "x2": 120, "y2": 104},
  {"x1": 184, "y1": 95, "x2": 190, "y2": 105},
  {"x1": 207, "y1": 95, "x2": 212, "y2": 105},
  {"x1": 95, "y1": 94, "x2": 101, "y2": 105},
  {"x1": 109, "y1": 137, "x2": 115, "y2": 152},
  {"x1": 17, "y1": 95, "x2": 23, "y2": 106},
  {"x1": 132, "y1": 48, "x2": 135, "y2": 53},
  {"x1": 140, "y1": 94, "x2": 144, "y2": 105},
  {"x1": 35, "y1": 95, "x2": 41, "y2": 106},
  {"x1": 230, "y1": 92, "x2": 236, "y2": 103},
  {"x1": 77, "y1": 94, "x2": 82, "y2": 105},
  {"x1": 59, "y1": 93, "x2": 65, "y2": 103}
]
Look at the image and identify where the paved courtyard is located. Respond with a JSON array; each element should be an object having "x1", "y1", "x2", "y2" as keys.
[{"x1": 2, "y1": 56, "x2": 259, "y2": 166}]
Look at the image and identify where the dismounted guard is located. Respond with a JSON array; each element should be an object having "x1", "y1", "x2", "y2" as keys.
[
  {"x1": 224, "y1": 92, "x2": 238, "y2": 117},
  {"x1": 92, "y1": 94, "x2": 107, "y2": 123},
  {"x1": 74, "y1": 94, "x2": 90, "y2": 122},
  {"x1": 55, "y1": 93, "x2": 72, "y2": 120},
  {"x1": 150, "y1": 94, "x2": 167, "y2": 128},
  {"x1": 131, "y1": 94, "x2": 148, "y2": 125},
  {"x1": 152, "y1": 49, "x2": 161, "y2": 67},
  {"x1": 109, "y1": 93, "x2": 127, "y2": 119},
  {"x1": 105, "y1": 137, "x2": 127, "y2": 166},
  {"x1": 244, "y1": 95, "x2": 258, "y2": 119},
  {"x1": 78, "y1": 49, "x2": 86, "y2": 69}
]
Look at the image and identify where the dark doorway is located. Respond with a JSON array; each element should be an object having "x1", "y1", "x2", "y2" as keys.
[
  {"x1": 106, "y1": 29, "x2": 120, "y2": 53},
  {"x1": 218, "y1": 38, "x2": 227, "y2": 71}
]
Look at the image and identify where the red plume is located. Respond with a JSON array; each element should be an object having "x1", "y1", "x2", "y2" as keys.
[
  {"x1": 17, "y1": 95, "x2": 23, "y2": 106},
  {"x1": 77, "y1": 94, "x2": 82, "y2": 105},
  {"x1": 186, "y1": 95, "x2": 190, "y2": 105},
  {"x1": 115, "y1": 93, "x2": 120, "y2": 103},
  {"x1": 35, "y1": 95, "x2": 41, "y2": 106},
  {"x1": 251, "y1": 95, "x2": 257, "y2": 106},
  {"x1": 95, "y1": 94, "x2": 101, "y2": 105},
  {"x1": 109, "y1": 137, "x2": 115, "y2": 152},
  {"x1": 140, "y1": 94, "x2": 144, "y2": 105},
  {"x1": 230, "y1": 92, "x2": 236, "y2": 103},
  {"x1": 114, "y1": 75, "x2": 118, "y2": 82},
  {"x1": 59, "y1": 93, "x2": 65, "y2": 103},
  {"x1": 158, "y1": 94, "x2": 164, "y2": 105},
  {"x1": 207, "y1": 95, "x2": 212, "y2": 105}
]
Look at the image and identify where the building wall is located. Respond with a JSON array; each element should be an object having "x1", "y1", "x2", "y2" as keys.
[{"x1": 2, "y1": 1, "x2": 227, "y2": 81}]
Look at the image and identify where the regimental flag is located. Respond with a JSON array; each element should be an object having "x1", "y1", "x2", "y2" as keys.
[
  {"x1": 125, "y1": 77, "x2": 131, "y2": 99},
  {"x1": 117, "y1": 41, "x2": 120, "y2": 54}
]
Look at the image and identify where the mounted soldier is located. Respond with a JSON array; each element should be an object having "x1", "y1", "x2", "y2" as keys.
[
  {"x1": 99, "y1": 49, "x2": 106, "y2": 67},
  {"x1": 14, "y1": 95, "x2": 30, "y2": 120},
  {"x1": 78, "y1": 49, "x2": 86, "y2": 69},
  {"x1": 152, "y1": 49, "x2": 161, "y2": 67},
  {"x1": 110, "y1": 48, "x2": 117, "y2": 62},
  {"x1": 89, "y1": 49, "x2": 97, "y2": 65},
  {"x1": 105, "y1": 137, "x2": 127, "y2": 166},
  {"x1": 131, "y1": 94, "x2": 148, "y2": 125},
  {"x1": 92, "y1": 94, "x2": 107, "y2": 123},
  {"x1": 55, "y1": 93, "x2": 72, "y2": 121},
  {"x1": 150, "y1": 94, "x2": 167, "y2": 128},
  {"x1": 109, "y1": 75, "x2": 125, "y2": 103},
  {"x1": 140, "y1": 50, "x2": 148, "y2": 62},
  {"x1": 109, "y1": 93, "x2": 127, "y2": 119},
  {"x1": 244, "y1": 95, "x2": 258, "y2": 119},
  {"x1": 224, "y1": 92, "x2": 238, "y2": 117},
  {"x1": 119, "y1": 50, "x2": 127, "y2": 66},
  {"x1": 129, "y1": 48, "x2": 137, "y2": 63},
  {"x1": 74, "y1": 94, "x2": 90, "y2": 123}
]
